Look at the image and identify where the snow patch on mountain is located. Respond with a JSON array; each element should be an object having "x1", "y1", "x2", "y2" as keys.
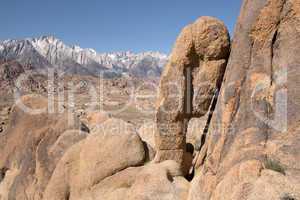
[{"x1": 0, "y1": 36, "x2": 168, "y2": 77}]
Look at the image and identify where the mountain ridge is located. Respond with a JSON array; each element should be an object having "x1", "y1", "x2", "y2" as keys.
[{"x1": 0, "y1": 36, "x2": 168, "y2": 77}]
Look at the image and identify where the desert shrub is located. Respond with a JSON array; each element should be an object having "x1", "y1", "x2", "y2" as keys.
[
  {"x1": 280, "y1": 193, "x2": 296, "y2": 200},
  {"x1": 264, "y1": 158, "x2": 286, "y2": 175}
]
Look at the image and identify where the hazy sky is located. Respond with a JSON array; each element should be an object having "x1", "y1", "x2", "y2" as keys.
[{"x1": 0, "y1": 0, "x2": 242, "y2": 53}]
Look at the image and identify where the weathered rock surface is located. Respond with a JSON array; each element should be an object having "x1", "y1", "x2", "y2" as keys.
[
  {"x1": 77, "y1": 160, "x2": 189, "y2": 200},
  {"x1": 138, "y1": 121, "x2": 158, "y2": 149},
  {"x1": 125, "y1": 161, "x2": 189, "y2": 200},
  {"x1": 190, "y1": 0, "x2": 300, "y2": 199},
  {"x1": 43, "y1": 118, "x2": 146, "y2": 200},
  {"x1": 0, "y1": 95, "x2": 87, "y2": 200},
  {"x1": 155, "y1": 16, "x2": 230, "y2": 171},
  {"x1": 83, "y1": 110, "x2": 111, "y2": 131},
  {"x1": 137, "y1": 122, "x2": 158, "y2": 161},
  {"x1": 186, "y1": 116, "x2": 208, "y2": 150}
]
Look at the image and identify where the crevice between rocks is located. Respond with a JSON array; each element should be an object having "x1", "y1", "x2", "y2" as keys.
[
  {"x1": 270, "y1": 29, "x2": 278, "y2": 86},
  {"x1": 188, "y1": 58, "x2": 229, "y2": 181},
  {"x1": 0, "y1": 167, "x2": 9, "y2": 183},
  {"x1": 264, "y1": 28, "x2": 279, "y2": 148},
  {"x1": 264, "y1": 0, "x2": 285, "y2": 150}
]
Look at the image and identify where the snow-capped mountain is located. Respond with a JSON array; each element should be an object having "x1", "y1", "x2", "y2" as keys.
[{"x1": 0, "y1": 36, "x2": 168, "y2": 77}]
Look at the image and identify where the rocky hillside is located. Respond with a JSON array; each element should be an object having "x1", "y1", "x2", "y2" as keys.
[
  {"x1": 0, "y1": 0, "x2": 299, "y2": 199},
  {"x1": 0, "y1": 36, "x2": 168, "y2": 77},
  {"x1": 0, "y1": 60, "x2": 47, "y2": 93}
]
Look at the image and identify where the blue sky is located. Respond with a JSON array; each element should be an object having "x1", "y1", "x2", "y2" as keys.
[{"x1": 0, "y1": 0, "x2": 242, "y2": 53}]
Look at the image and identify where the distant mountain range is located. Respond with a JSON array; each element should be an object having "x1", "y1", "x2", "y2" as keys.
[{"x1": 0, "y1": 36, "x2": 168, "y2": 77}]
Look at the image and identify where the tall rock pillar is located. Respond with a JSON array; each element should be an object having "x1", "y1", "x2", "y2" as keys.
[{"x1": 155, "y1": 16, "x2": 230, "y2": 172}]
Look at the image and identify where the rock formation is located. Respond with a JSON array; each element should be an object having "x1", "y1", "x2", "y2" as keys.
[
  {"x1": 1, "y1": 0, "x2": 300, "y2": 199},
  {"x1": 72, "y1": 160, "x2": 189, "y2": 200},
  {"x1": 155, "y1": 16, "x2": 230, "y2": 172},
  {"x1": 0, "y1": 60, "x2": 47, "y2": 95},
  {"x1": 43, "y1": 118, "x2": 146, "y2": 200},
  {"x1": 138, "y1": 121, "x2": 158, "y2": 149},
  {"x1": 0, "y1": 95, "x2": 88, "y2": 200},
  {"x1": 83, "y1": 110, "x2": 111, "y2": 131},
  {"x1": 186, "y1": 117, "x2": 209, "y2": 150},
  {"x1": 189, "y1": 0, "x2": 300, "y2": 199}
]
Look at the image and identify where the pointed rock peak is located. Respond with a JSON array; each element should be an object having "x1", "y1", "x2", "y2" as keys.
[
  {"x1": 72, "y1": 45, "x2": 83, "y2": 51},
  {"x1": 39, "y1": 35, "x2": 58, "y2": 41},
  {"x1": 86, "y1": 48, "x2": 97, "y2": 54},
  {"x1": 31, "y1": 35, "x2": 64, "y2": 46}
]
